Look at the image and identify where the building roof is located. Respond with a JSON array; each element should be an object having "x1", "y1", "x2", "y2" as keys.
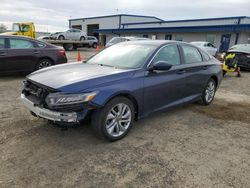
[
  {"x1": 121, "y1": 16, "x2": 250, "y2": 26},
  {"x1": 95, "y1": 24, "x2": 250, "y2": 34},
  {"x1": 69, "y1": 14, "x2": 163, "y2": 21}
]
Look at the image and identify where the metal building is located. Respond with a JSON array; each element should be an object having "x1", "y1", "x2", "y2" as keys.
[{"x1": 69, "y1": 14, "x2": 250, "y2": 51}]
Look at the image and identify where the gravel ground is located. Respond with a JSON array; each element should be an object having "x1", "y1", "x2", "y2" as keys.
[{"x1": 0, "y1": 51, "x2": 250, "y2": 187}]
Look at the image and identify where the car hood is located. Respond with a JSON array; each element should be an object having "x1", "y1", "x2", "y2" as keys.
[
  {"x1": 51, "y1": 32, "x2": 62, "y2": 35},
  {"x1": 27, "y1": 63, "x2": 135, "y2": 92}
]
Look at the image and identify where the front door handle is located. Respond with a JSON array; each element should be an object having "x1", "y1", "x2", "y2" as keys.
[
  {"x1": 177, "y1": 70, "x2": 186, "y2": 75},
  {"x1": 203, "y1": 66, "x2": 208, "y2": 70},
  {"x1": 34, "y1": 50, "x2": 41, "y2": 54},
  {"x1": 0, "y1": 52, "x2": 7, "y2": 56}
]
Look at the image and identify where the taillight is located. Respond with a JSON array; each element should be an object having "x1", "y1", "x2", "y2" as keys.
[
  {"x1": 220, "y1": 63, "x2": 224, "y2": 69},
  {"x1": 58, "y1": 49, "x2": 66, "y2": 57}
]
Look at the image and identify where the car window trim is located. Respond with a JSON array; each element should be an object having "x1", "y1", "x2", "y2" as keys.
[
  {"x1": 0, "y1": 37, "x2": 7, "y2": 49},
  {"x1": 146, "y1": 43, "x2": 182, "y2": 69},
  {"x1": 7, "y1": 37, "x2": 36, "y2": 49},
  {"x1": 34, "y1": 41, "x2": 47, "y2": 48},
  {"x1": 180, "y1": 44, "x2": 204, "y2": 64}
]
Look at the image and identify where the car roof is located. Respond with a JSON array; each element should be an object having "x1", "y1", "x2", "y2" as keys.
[
  {"x1": 0, "y1": 35, "x2": 32, "y2": 39},
  {"x1": 0, "y1": 34, "x2": 58, "y2": 47},
  {"x1": 190, "y1": 41, "x2": 208, "y2": 44},
  {"x1": 119, "y1": 40, "x2": 188, "y2": 46}
]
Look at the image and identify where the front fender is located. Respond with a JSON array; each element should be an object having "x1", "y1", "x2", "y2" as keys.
[{"x1": 91, "y1": 89, "x2": 136, "y2": 107}]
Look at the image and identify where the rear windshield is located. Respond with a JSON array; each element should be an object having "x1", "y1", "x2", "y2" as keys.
[{"x1": 229, "y1": 44, "x2": 250, "y2": 53}]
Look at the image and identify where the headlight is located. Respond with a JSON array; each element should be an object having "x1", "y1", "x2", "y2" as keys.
[{"x1": 46, "y1": 92, "x2": 98, "y2": 107}]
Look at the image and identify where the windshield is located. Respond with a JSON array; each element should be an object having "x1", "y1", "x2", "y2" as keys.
[
  {"x1": 12, "y1": 24, "x2": 20, "y2": 32},
  {"x1": 20, "y1": 24, "x2": 30, "y2": 32},
  {"x1": 87, "y1": 43, "x2": 157, "y2": 69}
]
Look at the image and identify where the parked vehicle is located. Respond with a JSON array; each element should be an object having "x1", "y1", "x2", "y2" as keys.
[
  {"x1": 21, "y1": 40, "x2": 222, "y2": 141},
  {"x1": 106, "y1": 36, "x2": 149, "y2": 47},
  {"x1": 0, "y1": 35, "x2": 67, "y2": 74},
  {"x1": 190, "y1": 41, "x2": 218, "y2": 56},
  {"x1": 85, "y1": 36, "x2": 98, "y2": 48},
  {"x1": 37, "y1": 36, "x2": 51, "y2": 40},
  {"x1": 0, "y1": 22, "x2": 36, "y2": 39},
  {"x1": 50, "y1": 29, "x2": 87, "y2": 41},
  {"x1": 226, "y1": 44, "x2": 250, "y2": 70}
]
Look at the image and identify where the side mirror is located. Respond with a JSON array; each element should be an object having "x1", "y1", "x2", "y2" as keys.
[{"x1": 149, "y1": 61, "x2": 172, "y2": 71}]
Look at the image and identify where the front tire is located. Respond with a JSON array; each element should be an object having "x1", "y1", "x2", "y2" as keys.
[
  {"x1": 58, "y1": 35, "x2": 65, "y2": 40},
  {"x1": 199, "y1": 78, "x2": 216, "y2": 105},
  {"x1": 91, "y1": 97, "x2": 135, "y2": 141}
]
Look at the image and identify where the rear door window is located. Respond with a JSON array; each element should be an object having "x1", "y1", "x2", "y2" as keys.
[
  {"x1": 182, "y1": 45, "x2": 203, "y2": 64},
  {"x1": 36, "y1": 42, "x2": 46, "y2": 48},
  {"x1": 9, "y1": 39, "x2": 34, "y2": 49},
  {"x1": 0, "y1": 38, "x2": 5, "y2": 49}
]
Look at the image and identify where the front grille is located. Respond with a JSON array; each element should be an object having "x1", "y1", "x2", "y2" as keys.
[{"x1": 22, "y1": 80, "x2": 57, "y2": 107}]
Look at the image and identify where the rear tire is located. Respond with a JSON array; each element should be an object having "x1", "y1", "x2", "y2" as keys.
[
  {"x1": 80, "y1": 36, "x2": 85, "y2": 41},
  {"x1": 92, "y1": 43, "x2": 97, "y2": 48},
  {"x1": 63, "y1": 43, "x2": 74, "y2": 51},
  {"x1": 37, "y1": 59, "x2": 52, "y2": 70},
  {"x1": 91, "y1": 97, "x2": 135, "y2": 141},
  {"x1": 199, "y1": 78, "x2": 216, "y2": 105}
]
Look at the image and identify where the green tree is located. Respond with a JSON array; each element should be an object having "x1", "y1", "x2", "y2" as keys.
[{"x1": 0, "y1": 24, "x2": 7, "y2": 32}]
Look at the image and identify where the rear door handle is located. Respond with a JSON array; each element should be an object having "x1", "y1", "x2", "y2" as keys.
[
  {"x1": 0, "y1": 52, "x2": 7, "y2": 56},
  {"x1": 177, "y1": 70, "x2": 186, "y2": 74},
  {"x1": 34, "y1": 50, "x2": 41, "y2": 54},
  {"x1": 203, "y1": 66, "x2": 208, "y2": 70}
]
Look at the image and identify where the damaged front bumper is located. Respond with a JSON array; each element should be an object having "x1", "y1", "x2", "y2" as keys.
[{"x1": 21, "y1": 94, "x2": 88, "y2": 123}]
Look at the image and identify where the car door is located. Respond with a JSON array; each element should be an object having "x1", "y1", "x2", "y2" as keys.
[
  {"x1": 143, "y1": 44, "x2": 190, "y2": 115},
  {"x1": 64, "y1": 29, "x2": 72, "y2": 40},
  {"x1": 68, "y1": 29, "x2": 78, "y2": 40},
  {"x1": 179, "y1": 44, "x2": 211, "y2": 97},
  {"x1": 0, "y1": 37, "x2": 9, "y2": 72},
  {"x1": 6, "y1": 38, "x2": 40, "y2": 72},
  {"x1": 74, "y1": 29, "x2": 81, "y2": 40}
]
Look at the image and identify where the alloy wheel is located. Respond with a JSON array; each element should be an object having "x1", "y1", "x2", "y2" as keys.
[
  {"x1": 38, "y1": 60, "x2": 52, "y2": 69},
  {"x1": 205, "y1": 81, "x2": 215, "y2": 103},
  {"x1": 105, "y1": 103, "x2": 132, "y2": 137}
]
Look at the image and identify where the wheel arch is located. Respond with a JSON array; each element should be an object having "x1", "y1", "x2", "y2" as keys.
[
  {"x1": 210, "y1": 75, "x2": 218, "y2": 88},
  {"x1": 58, "y1": 34, "x2": 65, "y2": 39},
  {"x1": 102, "y1": 92, "x2": 139, "y2": 120},
  {"x1": 38, "y1": 57, "x2": 54, "y2": 65}
]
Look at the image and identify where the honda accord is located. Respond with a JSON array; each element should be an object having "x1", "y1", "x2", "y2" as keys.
[{"x1": 21, "y1": 40, "x2": 222, "y2": 141}]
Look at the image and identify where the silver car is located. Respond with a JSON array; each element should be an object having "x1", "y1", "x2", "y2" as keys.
[
  {"x1": 190, "y1": 41, "x2": 218, "y2": 56},
  {"x1": 50, "y1": 28, "x2": 87, "y2": 41},
  {"x1": 85, "y1": 36, "x2": 98, "y2": 48},
  {"x1": 106, "y1": 36, "x2": 150, "y2": 47}
]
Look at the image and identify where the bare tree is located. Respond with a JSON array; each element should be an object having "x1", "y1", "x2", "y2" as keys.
[{"x1": 0, "y1": 24, "x2": 7, "y2": 32}]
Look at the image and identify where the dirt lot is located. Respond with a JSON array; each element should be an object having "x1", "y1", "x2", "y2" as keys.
[{"x1": 0, "y1": 51, "x2": 250, "y2": 187}]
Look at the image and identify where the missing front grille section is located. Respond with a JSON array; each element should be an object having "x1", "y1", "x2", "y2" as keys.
[{"x1": 22, "y1": 80, "x2": 57, "y2": 107}]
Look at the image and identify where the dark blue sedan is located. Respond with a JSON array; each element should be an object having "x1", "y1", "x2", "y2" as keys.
[{"x1": 21, "y1": 40, "x2": 222, "y2": 141}]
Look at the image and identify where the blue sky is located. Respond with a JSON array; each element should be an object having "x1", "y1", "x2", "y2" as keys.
[{"x1": 0, "y1": 0, "x2": 249, "y2": 32}]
